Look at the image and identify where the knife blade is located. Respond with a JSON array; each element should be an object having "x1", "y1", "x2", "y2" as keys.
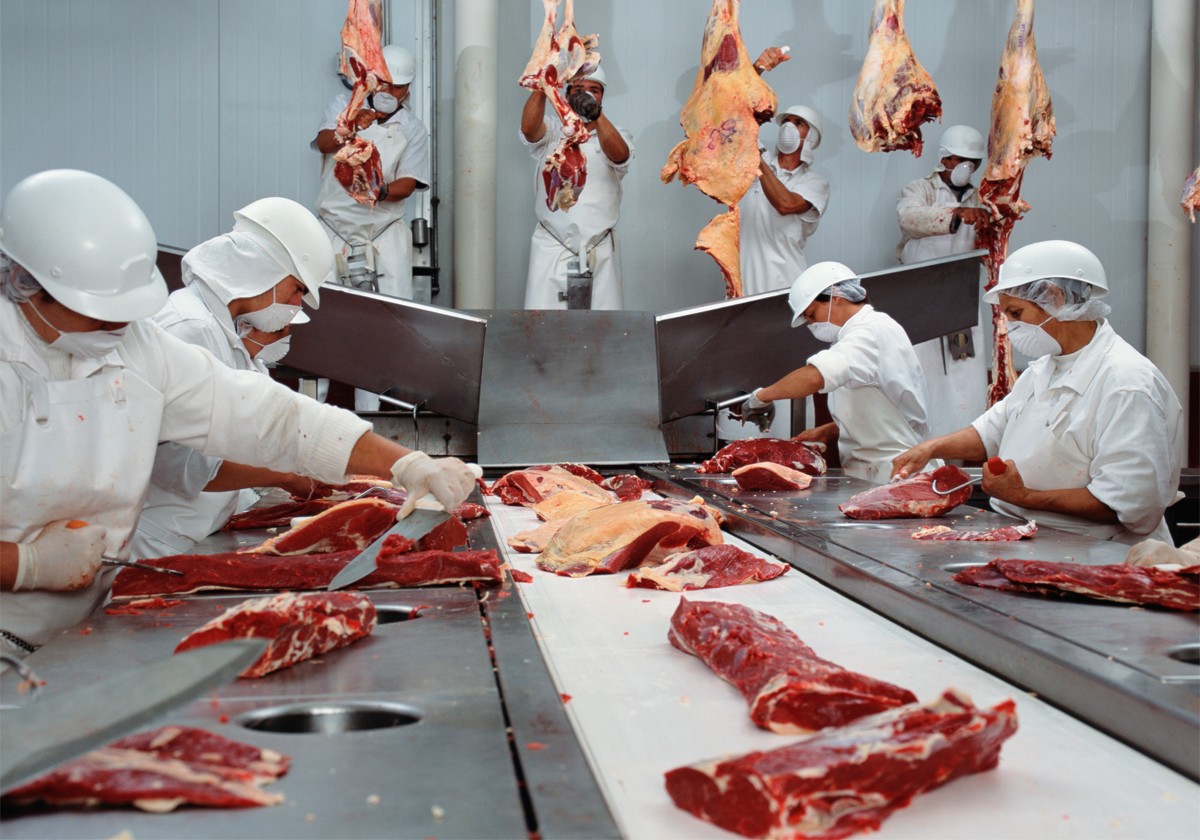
[
  {"x1": 326, "y1": 507, "x2": 452, "y2": 591},
  {"x1": 102, "y1": 557, "x2": 185, "y2": 576},
  {"x1": 0, "y1": 638, "x2": 267, "y2": 794}
]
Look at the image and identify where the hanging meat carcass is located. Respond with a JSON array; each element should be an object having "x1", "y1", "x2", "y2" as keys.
[
  {"x1": 976, "y1": 0, "x2": 1055, "y2": 406},
  {"x1": 1183, "y1": 165, "x2": 1200, "y2": 222},
  {"x1": 662, "y1": 0, "x2": 777, "y2": 298},
  {"x1": 519, "y1": 0, "x2": 602, "y2": 212},
  {"x1": 332, "y1": 0, "x2": 391, "y2": 206},
  {"x1": 848, "y1": 0, "x2": 942, "y2": 156}
]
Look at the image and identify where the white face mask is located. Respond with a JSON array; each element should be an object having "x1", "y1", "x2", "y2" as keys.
[
  {"x1": 372, "y1": 92, "x2": 399, "y2": 114},
  {"x1": 1007, "y1": 317, "x2": 1062, "y2": 358},
  {"x1": 246, "y1": 333, "x2": 291, "y2": 363},
  {"x1": 239, "y1": 288, "x2": 301, "y2": 333},
  {"x1": 777, "y1": 122, "x2": 802, "y2": 155},
  {"x1": 805, "y1": 300, "x2": 840, "y2": 343},
  {"x1": 950, "y1": 161, "x2": 976, "y2": 187},
  {"x1": 28, "y1": 298, "x2": 127, "y2": 358}
]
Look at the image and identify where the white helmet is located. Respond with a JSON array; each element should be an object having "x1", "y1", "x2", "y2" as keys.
[
  {"x1": 569, "y1": 63, "x2": 606, "y2": 90},
  {"x1": 382, "y1": 45, "x2": 416, "y2": 85},
  {"x1": 776, "y1": 105, "x2": 823, "y2": 150},
  {"x1": 788, "y1": 262, "x2": 857, "y2": 327},
  {"x1": 232, "y1": 198, "x2": 333, "y2": 308},
  {"x1": 0, "y1": 169, "x2": 166, "y2": 321},
  {"x1": 939, "y1": 125, "x2": 984, "y2": 160},
  {"x1": 985, "y1": 240, "x2": 1109, "y2": 304}
]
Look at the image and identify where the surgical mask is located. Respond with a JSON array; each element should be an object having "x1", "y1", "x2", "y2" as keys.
[
  {"x1": 246, "y1": 333, "x2": 291, "y2": 364},
  {"x1": 950, "y1": 161, "x2": 976, "y2": 187},
  {"x1": 239, "y1": 289, "x2": 301, "y2": 333},
  {"x1": 806, "y1": 303, "x2": 840, "y2": 343},
  {"x1": 371, "y1": 92, "x2": 399, "y2": 114},
  {"x1": 1007, "y1": 317, "x2": 1062, "y2": 358},
  {"x1": 777, "y1": 122, "x2": 802, "y2": 155},
  {"x1": 28, "y1": 298, "x2": 127, "y2": 358}
]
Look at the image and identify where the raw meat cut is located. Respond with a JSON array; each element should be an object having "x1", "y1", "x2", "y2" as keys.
[
  {"x1": 848, "y1": 0, "x2": 942, "y2": 156},
  {"x1": 840, "y1": 465, "x2": 972, "y2": 520},
  {"x1": 661, "y1": 0, "x2": 777, "y2": 299},
  {"x1": 519, "y1": 0, "x2": 601, "y2": 211},
  {"x1": 669, "y1": 598, "x2": 917, "y2": 734},
  {"x1": 1183, "y1": 165, "x2": 1200, "y2": 222},
  {"x1": 508, "y1": 518, "x2": 570, "y2": 554},
  {"x1": 912, "y1": 520, "x2": 1036, "y2": 540},
  {"x1": 111, "y1": 548, "x2": 505, "y2": 598},
  {"x1": 174, "y1": 592, "x2": 377, "y2": 678},
  {"x1": 104, "y1": 597, "x2": 184, "y2": 615},
  {"x1": 625, "y1": 545, "x2": 788, "y2": 591},
  {"x1": 303, "y1": 476, "x2": 393, "y2": 500},
  {"x1": 4, "y1": 726, "x2": 290, "y2": 812},
  {"x1": 537, "y1": 499, "x2": 724, "y2": 577},
  {"x1": 242, "y1": 497, "x2": 468, "y2": 555},
  {"x1": 491, "y1": 465, "x2": 616, "y2": 506},
  {"x1": 664, "y1": 689, "x2": 1018, "y2": 840},
  {"x1": 223, "y1": 500, "x2": 337, "y2": 531},
  {"x1": 732, "y1": 461, "x2": 814, "y2": 491},
  {"x1": 698, "y1": 438, "x2": 827, "y2": 476},
  {"x1": 955, "y1": 559, "x2": 1200, "y2": 611},
  {"x1": 532, "y1": 490, "x2": 610, "y2": 522},
  {"x1": 976, "y1": 0, "x2": 1055, "y2": 406},
  {"x1": 332, "y1": 0, "x2": 391, "y2": 206},
  {"x1": 600, "y1": 473, "x2": 653, "y2": 501}
]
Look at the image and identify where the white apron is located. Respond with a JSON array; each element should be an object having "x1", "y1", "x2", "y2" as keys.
[{"x1": 828, "y1": 385, "x2": 927, "y2": 484}]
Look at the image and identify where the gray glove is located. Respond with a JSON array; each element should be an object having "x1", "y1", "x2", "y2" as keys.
[
  {"x1": 568, "y1": 90, "x2": 602, "y2": 122},
  {"x1": 737, "y1": 389, "x2": 776, "y2": 434}
]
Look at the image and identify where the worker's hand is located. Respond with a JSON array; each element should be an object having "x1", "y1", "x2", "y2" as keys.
[
  {"x1": 354, "y1": 110, "x2": 378, "y2": 131},
  {"x1": 735, "y1": 390, "x2": 775, "y2": 434},
  {"x1": 753, "y1": 46, "x2": 790, "y2": 74},
  {"x1": 278, "y1": 474, "x2": 331, "y2": 502},
  {"x1": 567, "y1": 90, "x2": 602, "y2": 122},
  {"x1": 376, "y1": 180, "x2": 390, "y2": 202},
  {"x1": 793, "y1": 422, "x2": 838, "y2": 449},
  {"x1": 15, "y1": 520, "x2": 106, "y2": 592},
  {"x1": 980, "y1": 458, "x2": 1026, "y2": 504},
  {"x1": 1125, "y1": 537, "x2": 1200, "y2": 568},
  {"x1": 955, "y1": 207, "x2": 991, "y2": 227},
  {"x1": 391, "y1": 452, "x2": 480, "y2": 518},
  {"x1": 890, "y1": 444, "x2": 934, "y2": 481}
]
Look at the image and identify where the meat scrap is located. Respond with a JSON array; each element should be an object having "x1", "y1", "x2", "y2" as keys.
[
  {"x1": 955, "y1": 559, "x2": 1200, "y2": 611},
  {"x1": 174, "y1": 592, "x2": 377, "y2": 678},
  {"x1": 625, "y1": 545, "x2": 788, "y2": 591},
  {"x1": 669, "y1": 598, "x2": 917, "y2": 734},
  {"x1": 664, "y1": 689, "x2": 1018, "y2": 840},
  {"x1": 912, "y1": 520, "x2": 1036, "y2": 541},
  {"x1": 104, "y1": 597, "x2": 184, "y2": 615},
  {"x1": 848, "y1": 0, "x2": 942, "y2": 156},
  {"x1": 839, "y1": 465, "x2": 972, "y2": 520},
  {"x1": 732, "y1": 461, "x2": 814, "y2": 491},
  {"x1": 698, "y1": 438, "x2": 827, "y2": 476},
  {"x1": 4, "y1": 726, "x2": 290, "y2": 812},
  {"x1": 1183, "y1": 165, "x2": 1200, "y2": 222},
  {"x1": 491, "y1": 465, "x2": 616, "y2": 507},
  {"x1": 333, "y1": 0, "x2": 391, "y2": 206}
]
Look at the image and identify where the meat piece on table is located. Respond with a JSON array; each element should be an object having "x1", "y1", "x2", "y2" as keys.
[
  {"x1": 222, "y1": 500, "x2": 337, "y2": 531},
  {"x1": 732, "y1": 461, "x2": 814, "y2": 491},
  {"x1": 600, "y1": 473, "x2": 653, "y2": 501},
  {"x1": 332, "y1": 0, "x2": 391, "y2": 206},
  {"x1": 241, "y1": 497, "x2": 467, "y2": 555},
  {"x1": 104, "y1": 597, "x2": 184, "y2": 616},
  {"x1": 174, "y1": 592, "x2": 376, "y2": 678},
  {"x1": 839, "y1": 465, "x2": 972, "y2": 520},
  {"x1": 1183, "y1": 165, "x2": 1200, "y2": 222},
  {"x1": 3, "y1": 726, "x2": 290, "y2": 812},
  {"x1": 955, "y1": 559, "x2": 1200, "y2": 611},
  {"x1": 669, "y1": 598, "x2": 917, "y2": 734},
  {"x1": 664, "y1": 689, "x2": 1018, "y2": 840},
  {"x1": 625, "y1": 545, "x2": 788, "y2": 591},
  {"x1": 849, "y1": 0, "x2": 942, "y2": 156},
  {"x1": 698, "y1": 438, "x2": 827, "y2": 476},
  {"x1": 537, "y1": 499, "x2": 724, "y2": 577},
  {"x1": 912, "y1": 520, "x2": 1036, "y2": 541},
  {"x1": 532, "y1": 489, "x2": 611, "y2": 522},
  {"x1": 508, "y1": 518, "x2": 572, "y2": 554},
  {"x1": 491, "y1": 464, "x2": 616, "y2": 507}
]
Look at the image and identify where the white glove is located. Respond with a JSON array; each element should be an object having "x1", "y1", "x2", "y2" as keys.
[
  {"x1": 15, "y1": 520, "x2": 107, "y2": 591},
  {"x1": 1125, "y1": 537, "x2": 1200, "y2": 568},
  {"x1": 391, "y1": 452, "x2": 481, "y2": 518}
]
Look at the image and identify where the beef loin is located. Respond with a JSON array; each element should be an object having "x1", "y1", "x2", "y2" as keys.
[
  {"x1": 698, "y1": 438, "x2": 827, "y2": 476},
  {"x1": 839, "y1": 465, "x2": 972, "y2": 519},
  {"x1": 732, "y1": 461, "x2": 814, "y2": 491},
  {"x1": 955, "y1": 559, "x2": 1200, "y2": 611},
  {"x1": 625, "y1": 545, "x2": 788, "y2": 591}
]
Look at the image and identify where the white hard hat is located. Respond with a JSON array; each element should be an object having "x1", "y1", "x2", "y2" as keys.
[
  {"x1": 382, "y1": 45, "x2": 415, "y2": 85},
  {"x1": 985, "y1": 240, "x2": 1109, "y2": 304},
  {"x1": 232, "y1": 198, "x2": 333, "y2": 308},
  {"x1": 776, "y1": 106, "x2": 823, "y2": 150},
  {"x1": 939, "y1": 125, "x2": 984, "y2": 160},
  {"x1": 570, "y1": 63, "x2": 606, "y2": 90},
  {"x1": 0, "y1": 169, "x2": 166, "y2": 321},
  {"x1": 788, "y1": 262, "x2": 857, "y2": 327}
]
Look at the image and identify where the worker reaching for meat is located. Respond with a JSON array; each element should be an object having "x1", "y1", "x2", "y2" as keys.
[
  {"x1": 892, "y1": 241, "x2": 1184, "y2": 546},
  {"x1": 738, "y1": 262, "x2": 933, "y2": 484},
  {"x1": 131, "y1": 198, "x2": 339, "y2": 560},
  {"x1": 521, "y1": 64, "x2": 633, "y2": 310},
  {"x1": 0, "y1": 170, "x2": 478, "y2": 657}
]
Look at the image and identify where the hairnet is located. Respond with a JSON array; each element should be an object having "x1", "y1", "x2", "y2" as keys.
[
  {"x1": 0, "y1": 252, "x2": 44, "y2": 305},
  {"x1": 1001, "y1": 277, "x2": 1111, "y2": 322},
  {"x1": 181, "y1": 230, "x2": 295, "y2": 305},
  {"x1": 825, "y1": 278, "x2": 867, "y2": 302}
]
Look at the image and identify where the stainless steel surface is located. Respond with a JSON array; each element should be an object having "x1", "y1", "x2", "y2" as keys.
[{"x1": 327, "y1": 508, "x2": 452, "y2": 590}]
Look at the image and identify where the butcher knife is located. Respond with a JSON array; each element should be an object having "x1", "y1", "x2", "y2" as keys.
[
  {"x1": 0, "y1": 638, "x2": 267, "y2": 794},
  {"x1": 326, "y1": 507, "x2": 452, "y2": 591}
]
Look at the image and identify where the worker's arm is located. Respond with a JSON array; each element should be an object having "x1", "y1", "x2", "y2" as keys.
[
  {"x1": 521, "y1": 90, "x2": 548, "y2": 143},
  {"x1": 201, "y1": 461, "x2": 328, "y2": 500},
  {"x1": 758, "y1": 364, "x2": 825, "y2": 403},
  {"x1": 752, "y1": 47, "x2": 790, "y2": 74},
  {"x1": 891, "y1": 427, "x2": 988, "y2": 479},
  {"x1": 982, "y1": 460, "x2": 1119, "y2": 522},
  {"x1": 592, "y1": 112, "x2": 630, "y2": 164},
  {"x1": 379, "y1": 176, "x2": 419, "y2": 203},
  {"x1": 314, "y1": 110, "x2": 378, "y2": 154},
  {"x1": 758, "y1": 156, "x2": 813, "y2": 215}
]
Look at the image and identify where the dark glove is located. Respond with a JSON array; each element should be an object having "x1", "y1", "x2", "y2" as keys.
[
  {"x1": 377, "y1": 180, "x2": 390, "y2": 202},
  {"x1": 736, "y1": 390, "x2": 776, "y2": 434},
  {"x1": 568, "y1": 90, "x2": 602, "y2": 122}
]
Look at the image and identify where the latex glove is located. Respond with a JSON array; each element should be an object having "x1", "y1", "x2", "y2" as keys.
[
  {"x1": 391, "y1": 452, "x2": 481, "y2": 518},
  {"x1": 15, "y1": 520, "x2": 106, "y2": 591},
  {"x1": 737, "y1": 389, "x2": 776, "y2": 434},
  {"x1": 567, "y1": 90, "x2": 602, "y2": 122},
  {"x1": 1125, "y1": 537, "x2": 1200, "y2": 568}
]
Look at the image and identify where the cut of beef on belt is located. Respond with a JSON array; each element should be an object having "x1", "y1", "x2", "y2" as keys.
[
  {"x1": 955, "y1": 559, "x2": 1200, "y2": 611},
  {"x1": 625, "y1": 545, "x2": 788, "y2": 591},
  {"x1": 732, "y1": 461, "x2": 814, "y2": 491},
  {"x1": 839, "y1": 465, "x2": 972, "y2": 520},
  {"x1": 665, "y1": 689, "x2": 1018, "y2": 840},
  {"x1": 333, "y1": 0, "x2": 391, "y2": 206},
  {"x1": 3, "y1": 726, "x2": 290, "y2": 812},
  {"x1": 668, "y1": 598, "x2": 916, "y2": 734},
  {"x1": 241, "y1": 497, "x2": 468, "y2": 555},
  {"x1": 224, "y1": 498, "x2": 488, "y2": 532},
  {"x1": 698, "y1": 438, "x2": 827, "y2": 476},
  {"x1": 174, "y1": 592, "x2": 377, "y2": 678},
  {"x1": 848, "y1": 0, "x2": 942, "y2": 156},
  {"x1": 491, "y1": 465, "x2": 616, "y2": 507},
  {"x1": 912, "y1": 520, "x2": 1036, "y2": 541}
]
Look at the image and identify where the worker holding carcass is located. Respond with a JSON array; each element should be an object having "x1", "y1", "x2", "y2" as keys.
[
  {"x1": 739, "y1": 262, "x2": 933, "y2": 483},
  {"x1": 892, "y1": 240, "x2": 1184, "y2": 546},
  {"x1": 131, "y1": 198, "x2": 339, "y2": 560},
  {"x1": 520, "y1": 64, "x2": 633, "y2": 310},
  {"x1": 0, "y1": 170, "x2": 478, "y2": 656}
]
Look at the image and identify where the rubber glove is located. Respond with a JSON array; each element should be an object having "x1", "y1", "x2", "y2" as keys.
[
  {"x1": 391, "y1": 451, "x2": 480, "y2": 518},
  {"x1": 568, "y1": 90, "x2": 602, "y2": 122},
  {"x1": 1125, "y1": 537, "x2": 1200, "y2": 568},
  {"x1": 15, "y1": 520, "x2": 107, "y2": 591},
  {"x1": 738, "y1": 389, "x2": 776, "y2": 434}
]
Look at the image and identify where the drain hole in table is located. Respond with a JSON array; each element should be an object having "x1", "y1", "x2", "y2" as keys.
[
  {"x1": 239, "y1": 701, "x2": 422, "y2": 734},
  {"x1": 1165, "y1": 643, "x2": 1200, "y2": 666},
  {"x1": 374, "y1": 605, "x2": 424, "y2": 624}
]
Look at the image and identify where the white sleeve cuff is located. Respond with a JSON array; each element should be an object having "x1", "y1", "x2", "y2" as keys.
[{"x1": 807, "y1": 349, "x2": 849, "y2": 393}]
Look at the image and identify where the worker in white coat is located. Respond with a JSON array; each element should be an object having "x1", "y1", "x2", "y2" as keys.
[
  {"x1": 739, "y1": 262, "x2": 933, "y2": 483},
  {"x1": 0, "y1": 170, "x2": 478, "y2": 656},
  {"x1": 892, "y1": 241, "x2": 1184, "y2": 545},
  {"x1": 520, "y1": 64, "x2": 633, "y2": 310},
  {"x1": 131, "y1": 198, "x2": 337, "y2": 559}
]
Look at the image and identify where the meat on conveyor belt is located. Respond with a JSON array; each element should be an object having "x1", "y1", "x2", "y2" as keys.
[
  {"x1": 625, "y1": 545, "x2": 788, "y2": 591},
  {"x1": 955, "y1": 559, "x2": 1200, "y2": 611},
  {"x1": 732, "y1": 461, "x2": 814, "y2": 491},
  {"x1": 698, "y1": 438, "x2": 827, "y2": 476},
  {"x1": 911, "y1": 520, "x2": 1036, "y2": 541},
  {"x1": 839, "y1": 465, "x2": 972, "y2": 519}
]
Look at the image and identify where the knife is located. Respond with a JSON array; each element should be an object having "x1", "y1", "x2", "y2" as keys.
[
  {"x1": 326, "y1": 507, "x2": 452, "y2": 591},
  {"x1": 0, "y1": 638, "x2": 267, "y2": 794},
  {"x1": 102, "y1": 557, "x2": 185, "y2": 576}
]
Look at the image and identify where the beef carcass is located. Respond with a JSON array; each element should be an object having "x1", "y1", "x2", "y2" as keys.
[
  {"x1": 625, "y1": 545, "x2": 788, "y2": 591},
  {"x1": 732, "y1": 461, "x2": 814, "y2": 491},
  {"x1": 174, "y1": 592, "x2": 377, "y2": 678},
  {"x1": 848, "y1": 0, "x2": 942, "y2": 156},
  {"x1": 242, "y1": 497, "x2": 468, "y2": 555},
  {"x1": 669, "y1": 598, "x2": 917, "y2": 734},
  {"x1": 519, "y1": 0, "x2": 601, "y2": 211},
  {"x1": 661, "y1": 0, "x2": 777, "y2": 299},
  {"x1": 332, "y1": 0, "x2": 391, "y2": 206},
  {"x1": 665, "y1": 689, "x2": 1018, "y2": 840},
  {"x1": 976, "y1": 0, "x2": 1055, "y2": 406},
  {"x1": 698, "y1": 438, "x2": 827, "y2": 476},
  {"x1": 491, "y1": 464, "x2": 616, "y2": 506},
  {"x1": 536, "y1": 499, "x2": 724, "y2": 577},
  {"x1": 4, "y1": 726, "x2": 290, "y2": 812},
  {"x1": 955, "y1": 559, "x2": 1200, "y2": 611},
  {"x1": 1183, "y1": 165, "x2": 1200, "y2": 222},
  {"x1": 840, "y1": 465, "x2": 972, "y2": 520},
  {"x1": 912, "y1": 520, "x2": 1036, "y2": 541}
]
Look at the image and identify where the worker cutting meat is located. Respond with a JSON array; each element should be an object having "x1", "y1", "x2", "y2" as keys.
[
  {"x1": 739, "y1": 262, "x2": 932, "y2": 483},
  {"x1": 0, "y1": 170, "x2": 477, "y2": 657},
  {"x1": 131, "y1": 197, "x2": 338, "y2": 560},
  {"x1": 520, "y1": 64, "x2": 633, "y2": 310},
  {"x1": 892, "y1": 240, "x2": 1184, "y2": 545}
]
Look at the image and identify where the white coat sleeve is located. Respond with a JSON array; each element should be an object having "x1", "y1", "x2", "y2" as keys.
[
  {"x1": 970, "y1": 397, "x2": 1012, "y2": 457},
  {"x1": 897, "y1": 179, "x2": 955, "y2": 239},
  {"x1": 396, "y1": 118, "x2": 431, "y2": 188},
  {"x1": 148, "y1": 441, "x2": 222, "y2": 497},
  {"x1": 604, "y1": 127, "x2": 636, "y2": 178},
  {"x1": 807, "y1": 323, "x2": 880, "y2": 394},
  {"x1": 794, "y1": 171, "x2": 830, "y2": 222}
]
